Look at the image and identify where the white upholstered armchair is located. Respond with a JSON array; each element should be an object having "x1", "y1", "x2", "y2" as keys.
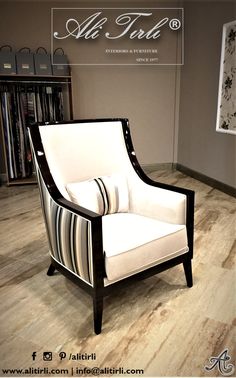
[{"x1": 29, "y1": 119, "x2": 194, "y2": 334}]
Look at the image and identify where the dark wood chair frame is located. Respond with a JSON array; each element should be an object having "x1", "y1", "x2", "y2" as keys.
[{"x1": 29, "y1": 118, "x2": 195, "y2": 335}]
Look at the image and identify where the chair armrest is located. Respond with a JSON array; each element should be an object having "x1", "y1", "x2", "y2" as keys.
[
  {"x1": 58, "y1": 197, "x2": 102, "y2": 221},
  {"x1": 58, "y1": 198, "x2": 105, "y2": 291},
  {"x1": 129, "y1": 175, "x2": 194, "y2": 225},
  {"x1": 129, "y1": 174, "x2": 195, "y2": 258}
]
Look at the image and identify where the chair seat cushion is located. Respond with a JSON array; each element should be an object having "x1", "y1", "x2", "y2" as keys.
[{"x1": 102, "y1": 213, "x2": 188, "y2": 282}]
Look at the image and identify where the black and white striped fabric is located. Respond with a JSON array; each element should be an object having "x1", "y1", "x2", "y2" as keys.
[
  {"x1": 37, "y1": 168, "x2": 93, "y2": 285},
  {"x1": 66, "y1": 174, "x2": 129, "y2": 216}
]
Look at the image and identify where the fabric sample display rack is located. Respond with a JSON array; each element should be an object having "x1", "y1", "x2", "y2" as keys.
[{"x1": 0, "y1": 74, "x2": 73, "y2": 185}]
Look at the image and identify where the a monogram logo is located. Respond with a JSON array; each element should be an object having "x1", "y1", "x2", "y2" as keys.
[{"x1": 205, "y1": 349, "x2": 235, "y2": 376}]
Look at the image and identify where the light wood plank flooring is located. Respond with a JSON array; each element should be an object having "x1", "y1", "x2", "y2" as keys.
[{"x1": 0, "y1": 170, "x2": 235, "y2": 377}]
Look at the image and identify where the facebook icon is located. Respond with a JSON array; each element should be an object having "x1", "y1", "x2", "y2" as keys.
[{"x1": 32, "y1": 352, "x2": 37, "y2": 360}]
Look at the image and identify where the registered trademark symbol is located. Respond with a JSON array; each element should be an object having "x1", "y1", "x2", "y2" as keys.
[{"x1": 169, "y1": 19, "x2": 181, "y2": 30}]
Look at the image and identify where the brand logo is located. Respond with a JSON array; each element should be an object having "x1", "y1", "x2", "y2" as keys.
[
  {"x1": 54, "y1": 11, "x2": 181, "y2": 41},
  {"x1": 205, "y1": 349, "x2": 235, "y2": 376},
  {"x1": 52, "y1": 8, "x2": 184, "y2": 65}
]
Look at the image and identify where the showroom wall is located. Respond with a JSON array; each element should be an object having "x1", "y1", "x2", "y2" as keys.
[
  {"x1": 0, "y1": 0, "x2": 235, "y2": 189},
  {"x1": 178, "y1": 1, "x2": 236, "y2": 188},
  {"x1": 0, "y1": 0, "x2": 181, "y2": 175}
]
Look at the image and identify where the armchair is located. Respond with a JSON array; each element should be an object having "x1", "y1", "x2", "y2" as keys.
[{"x1": 29, "y1": 119, "x2": 194, "y2": 334}]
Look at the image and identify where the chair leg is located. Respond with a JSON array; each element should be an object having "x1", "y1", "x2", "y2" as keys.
[
  {"x1": 93, "y1": 296, "x2": 103, "y2": 335},
  {"x1": 47, "y1": 263, "x2": 56, "y2": 276},
  {"x1": 183, "y1": 259, "x2": 193, "y2": 288}
]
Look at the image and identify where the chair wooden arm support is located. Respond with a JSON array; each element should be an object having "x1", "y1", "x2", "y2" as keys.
[{"x1": 58, "y1": 197, "x2": 102, "y2": 221}]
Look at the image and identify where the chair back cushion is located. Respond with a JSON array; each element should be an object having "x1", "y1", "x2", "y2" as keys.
[
  {"x1": 39, "y1": 121, "x2": 134, "y2": 199},
  {"x1": 66, "y1": 174, "x2": 129, "y2": 215}
]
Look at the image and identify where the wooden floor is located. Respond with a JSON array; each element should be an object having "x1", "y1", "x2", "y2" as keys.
[{"x1": 0, "y1": 169, "x2": 235, "y2": 377}]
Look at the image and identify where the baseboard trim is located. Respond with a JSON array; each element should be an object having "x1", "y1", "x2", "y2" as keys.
[
  {"x1": 0, "y1": 173, "x2": 7, "y2": 186},
  {"x1": 141, "y1": 162, "x2": 176, "y2": 174},
  {"x1": 176, "y1": 164, "x2": 236, "y2": 198}
]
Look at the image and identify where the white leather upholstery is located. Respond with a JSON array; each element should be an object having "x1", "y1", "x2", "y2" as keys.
[
  {"x1": 39, "y1": 122, "x2": 134, "y2": 200},
  {"x1": 102, "y1": 213, "x2": 188, "y2": 282}
]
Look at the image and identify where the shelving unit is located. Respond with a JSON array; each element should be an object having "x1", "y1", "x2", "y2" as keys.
[{"x1": 0, "y1": 74, "x2": 73, "y2": 186}]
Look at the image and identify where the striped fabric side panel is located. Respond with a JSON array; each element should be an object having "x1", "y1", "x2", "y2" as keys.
[
  {"x1": 36, "y1": 167, "x2": 53, "y2": 254},
  {"x1": 36, "y1": 167, "x2": 93, "y2": 286}
]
